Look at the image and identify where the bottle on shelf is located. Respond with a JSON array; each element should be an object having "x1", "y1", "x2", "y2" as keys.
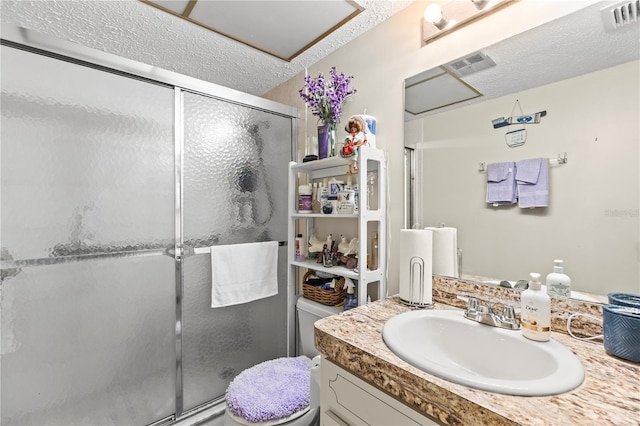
[
  {"x1": 345, "y1": 176, "x2": 353, "y2": 190},
  {"x1": 298, "y1": 184, "x2": 312, "y2": 213},
  {"x1": 369, "y1": 233, "x2": 379, "y2": 270},
  {"x1": 320, "y1": 185, "x2": 331, "y2": 214},
  {"x1": 354, "y1": 184, "x2": 359, "y2": 212},
  {"x1": 367, "y1": 172, "x2": 377, "y2": 210},
  {"x1": 312, "y1": 182, "x2": 321, "y2": 213},
  {"x1": 295, "y1": 234, "x2": 305, "y2": 262}
]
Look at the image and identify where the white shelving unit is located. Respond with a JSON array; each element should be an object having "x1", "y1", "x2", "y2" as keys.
[{"x1": 287, "y1": 146, "x2": 386, "y2": 307}]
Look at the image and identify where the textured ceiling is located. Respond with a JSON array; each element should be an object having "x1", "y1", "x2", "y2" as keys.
[
  {"x1": 141, "y1": 0, "x2": 364, "y2": 61},
  {"x1": 0, "y1": 0, "x2": 413, "y2": 97},
  {"x1": 406, "y1": 1, "x2": 640, "y2": 119}
]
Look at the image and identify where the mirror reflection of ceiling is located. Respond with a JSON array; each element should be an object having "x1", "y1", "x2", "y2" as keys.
[
  {"x1": 405, "y1": 1, "x2": 640, "y2": 121},
  {"x1": 404, "y1": 67, "x2": 482, "y2": 115},
  {"x1": 404, "y1": 52, "x2": 496, "y2": 116},
  {"x1": 140, "y1": 0, "x2": 363, "y2": 61}
]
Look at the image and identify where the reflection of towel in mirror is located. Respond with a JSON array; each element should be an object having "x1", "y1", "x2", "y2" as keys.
[
  {"x1": 516, "y1": 158, "x2": 549, "y2": 208},
  {"x1": 486, "y1": 162, "x2": 516, "y2": 205}
]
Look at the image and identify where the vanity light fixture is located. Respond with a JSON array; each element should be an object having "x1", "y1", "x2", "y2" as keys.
[{"x1": 422, "y1": 0, "x2": 517, "y2": 46}]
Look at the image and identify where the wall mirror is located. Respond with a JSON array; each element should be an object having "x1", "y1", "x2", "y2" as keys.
[{"x1": 404, "y1": 1, "x2": 640, "y2": 302}]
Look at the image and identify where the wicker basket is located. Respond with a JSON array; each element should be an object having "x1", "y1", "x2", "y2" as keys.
[{"x1": 302, "y1": 271, "x2": 346, "y2": 306}]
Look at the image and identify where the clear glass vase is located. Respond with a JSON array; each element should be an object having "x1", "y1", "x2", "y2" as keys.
[
  {"x1": 318, "y1": 122, "x2": 338, "y2": 158},
  {"x1": 327, "y1": 123, "x2": 337, "y2": 157}
]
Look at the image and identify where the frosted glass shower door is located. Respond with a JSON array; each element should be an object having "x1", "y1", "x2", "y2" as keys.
[
  {"x1": 181, "y1": 91, "x2": 292, "y2": 410},
  {"x1": 1, "y1": 46, "x2": 176, "y2": 425}
]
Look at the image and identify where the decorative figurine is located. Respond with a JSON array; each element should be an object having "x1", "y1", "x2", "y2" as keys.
[
  {"x1": 322, "y1": 243, "x2": 333, "y2": 267},
  {"x1": 338, "y1": 235, "x2": 350, "y2": 255},
  {"x1": 309, "y1": 233, "x2": 334, "y2": 260},
  {"x1": 341, "y1": 116, "x2": 369, "y2": 174},
  {"x1": 345, "y1": 237, "x2": 359, "y2": 257}
]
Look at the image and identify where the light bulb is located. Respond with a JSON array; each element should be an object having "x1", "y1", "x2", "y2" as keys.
[
  {"x1": 424, "y1": 3, "x2": 448, "y2": 30},
  {"x1": 471, "y1": 0, "x2": 490, "y2": 10},
  {"x1": 424, "y1": 4, "x2": 443, "y2": 23}
]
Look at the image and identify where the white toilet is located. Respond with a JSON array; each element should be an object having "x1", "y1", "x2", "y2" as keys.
[
  {"x1": 223, "y1": 297, "x2": 342, "y2": 426},
  {"x1": 295, "y1": 297, "x2": 343, "y2": 358}
]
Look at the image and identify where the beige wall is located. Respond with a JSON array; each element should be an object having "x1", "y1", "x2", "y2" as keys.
[{"x1": 264, "y1": 0, "x2": 600, "y2": 296}]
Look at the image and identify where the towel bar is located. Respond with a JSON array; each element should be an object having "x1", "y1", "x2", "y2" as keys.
[
  {"x1": 479, "y1": 153, "x2": 567, "y2": 172},
  {"x1": 193, "y1": 241, "x2": 286, "y2": 255},
  {"x1": 0, "y1": 243, "x2": 288, "y2": 270}
]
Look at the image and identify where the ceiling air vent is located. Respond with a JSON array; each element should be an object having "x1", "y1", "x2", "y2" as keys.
[
  {"x1": 443, "y1": 51, "x2": 496, "y2": 77},
  {"x1": 601, "y1": 0, "x2": 640, "y2": 31}
]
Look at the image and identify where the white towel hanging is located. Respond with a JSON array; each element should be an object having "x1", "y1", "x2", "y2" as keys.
[{"x1": 209, "y1": 241, "x2": 279, "y2": 308}]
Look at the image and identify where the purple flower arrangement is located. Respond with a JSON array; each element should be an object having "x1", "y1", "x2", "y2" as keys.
[{"x1": 299, "y1": 67, "x2": 356, "y2": 126}]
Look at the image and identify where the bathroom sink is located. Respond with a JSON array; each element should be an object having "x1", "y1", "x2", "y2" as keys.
[{"x1": 382, "y1": 309, "x2": 584, "y2": 396}]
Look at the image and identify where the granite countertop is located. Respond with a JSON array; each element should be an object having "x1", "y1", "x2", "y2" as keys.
[{"x1": 314, "y1": 297, "x2": 640, "y2": 426}]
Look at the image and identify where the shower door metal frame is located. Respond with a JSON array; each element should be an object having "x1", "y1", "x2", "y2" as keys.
[
  {"x1": 1, "y1": 24, "x2": 298, "y2": 424},
  {"x1": 173, "y1": 89, "x2": 186, "y2": 417},
  {"x1": 404, "y1": 147, "x2": 416, "y2": 229}
]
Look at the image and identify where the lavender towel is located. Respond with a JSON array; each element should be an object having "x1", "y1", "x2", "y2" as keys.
[
  {"x1": 226, "y1": 356, "x2": 310, "y2": 423},
  {"x1": 516, "y1": 158, "x2": 549, "y2": 208},
  {"x1": 486, "y1": 162, "x2": 516, "y2": 205}
]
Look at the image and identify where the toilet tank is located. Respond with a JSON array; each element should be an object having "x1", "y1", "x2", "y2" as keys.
[{"x1": 296, "y1": 297, "x2": 343, "y2": 358}]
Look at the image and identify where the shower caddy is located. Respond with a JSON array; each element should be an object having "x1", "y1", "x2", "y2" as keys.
[{"x1": 287, "y1": 145, "x2": 387, "y2": 307}]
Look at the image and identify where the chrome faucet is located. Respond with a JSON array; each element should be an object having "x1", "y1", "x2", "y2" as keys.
[{"x1": 460, "y1": 296, "x2": 520, "y2": 330}]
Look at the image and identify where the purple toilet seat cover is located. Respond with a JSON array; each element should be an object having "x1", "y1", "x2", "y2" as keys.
[{"x1": 226, "y1": 356, "x2": 310, "y2": 423}]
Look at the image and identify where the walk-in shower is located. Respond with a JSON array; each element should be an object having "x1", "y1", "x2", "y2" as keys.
[{"x1": 1, "y1": 27, "x2": 297, "y2": 425}]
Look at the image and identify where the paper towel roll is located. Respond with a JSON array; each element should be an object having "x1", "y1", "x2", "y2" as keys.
[
  {"x1": 425, "y1": 227, "x2": 459, "y2": 278},
  {"x1": 399, "y1": 229, "x2": 433, "y2": 306}
]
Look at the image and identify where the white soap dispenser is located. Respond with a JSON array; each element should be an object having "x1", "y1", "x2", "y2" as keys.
[
  {"x1": 520, "y1": 272, "x2": 551, "y2": 342},
  {"x1": 546, "y1": 259, "x2": 572, "y2": 298}
]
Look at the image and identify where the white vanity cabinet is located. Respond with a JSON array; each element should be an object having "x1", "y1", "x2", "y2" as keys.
[
  {"x1": 287, "y1": 146, "x2": 387, "y2": 306},
  {"x1": 320, "y1": 357, "x2": 438, "y2": 426}
]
